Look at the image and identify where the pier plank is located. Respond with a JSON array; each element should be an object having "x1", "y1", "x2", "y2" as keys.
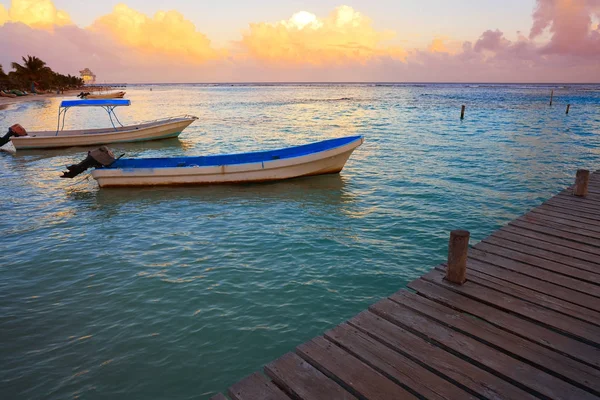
[
  {"x1": 348, "y1": 311, "x2": 534, "y2": 400},
  {"x1": 531, "y1": 207, "x2": 600, "y2": 228},
  {"x1": 370, "y1": 298, "x2": 596, "y2": 400},
  {"x1": 264, "y1": 352, "x2": 355, "y2": 400},
  {"x1": 556, "y1": 191, "x2": 600, "y2": 206},
  {"x1": 408, "y1": 278, "x2": 600, "y2": 368},
  {"x1": 227, "y1": 372, "x2": 291, "y2": 400},
  {"x1": 503, "y1": 222, "x2": 600, "y2": 255},
  {"x1": 464, "y1": 258, "x2": 600, "y2": 312},
  {"x1": 493, "y1": 229, "x2": 600, "y2": 267},
  {"x1": 452, "y1": 266, "x2": 600, "y2": 325},
  {"x1": 468, "y1": 247, "x2": 600, "y2": 296},
  {"x1": 390, "y1": 291, "x2": 600, "y2": 396},
  {"x1": 521, "y1": 212, "x2": 600, "y2": 236},
  {"x1": 551, "y1": 196, "x2": 600, "y2": 213},
  {"x1": 324, "y1": 323, "x2": 475, "y2": 400},
  {"x1": 418, "y1": 269, "x2": 600, "y2": 345},
  {"x1": 539, "y1": 203, "x2": 600, "y2": 222},
  {"x1": 296, "y1": 336, "x2": 419, "y2": 399},
  {"x1": 474, "y1": 241, "x2": 600, "y2": 285}
]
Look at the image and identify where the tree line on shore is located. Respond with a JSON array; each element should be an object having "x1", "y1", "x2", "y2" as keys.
[{"x1": 0, "y1": 55, "x2": 84, "y2": 93}]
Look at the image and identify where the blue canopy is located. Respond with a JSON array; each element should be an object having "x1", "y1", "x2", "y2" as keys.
[{"x1": 60, "y1": 99, "x2": 131, "y2": 108}]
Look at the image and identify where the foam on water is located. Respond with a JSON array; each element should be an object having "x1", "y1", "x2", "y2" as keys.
[{"x1": 1, "y1": 84, "x2": 599, "y2": 399}]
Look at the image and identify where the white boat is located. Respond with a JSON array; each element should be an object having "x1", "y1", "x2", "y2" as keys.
[
  {"x1": 85, "y1": 136, "x2": 363, "y2": 187},
  {"x1": 6, "y1": 99, "x2": 197, "y2": 150}
]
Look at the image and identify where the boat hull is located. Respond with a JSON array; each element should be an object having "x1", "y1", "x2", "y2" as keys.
[
  {"x1": 85, "y1": 92, "x2": 126, "y2": 99},
  {"x1": 91, "y1": 137, "x2": 363, "y2": 187},
  {"x1": 11, "y1": 117, "x2": 196, "y2": 150}
]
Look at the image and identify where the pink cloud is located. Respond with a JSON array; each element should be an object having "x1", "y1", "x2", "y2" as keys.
[
  {"x1": 474, "y1": 30, "x2": 511, "y2": 53},
  {"x1": 530, "y1": 0, "x2": 600, "y2": 57},
  {"x1": 0, "y1": 0, "x2": 599, "y2": 83}
]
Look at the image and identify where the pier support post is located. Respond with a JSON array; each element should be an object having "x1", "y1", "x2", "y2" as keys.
[
  {"x1": 573, "y1": 169, "x2": 590, "y2": 197},
  {"x1": 566, "y1": 104, "x2": 570, "y2": 114},
  {"x1": 550, "y1": 90, "x2": 554, "y2": 106},
  {"x1": 446, "y1": 230, "x2": 470, "y2": 284},
  {"x1": 460, "y1": 105, "x2": 465, "y2": 120}
]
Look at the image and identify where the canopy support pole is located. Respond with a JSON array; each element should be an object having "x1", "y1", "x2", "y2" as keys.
[
  {"x1": 55, "y1": 107, "x2": 69, "y2": 135},
  {"x1": 102, "y1": 106, "x2": 124, "y2": 131}
]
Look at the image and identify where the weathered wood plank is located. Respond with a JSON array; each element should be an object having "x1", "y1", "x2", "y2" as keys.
[
  {"x1": 557, "y1": 191, "x2": 600, "y2": 206},
  {"x1": 370, "y1": 298, "x2": 596, "y2": 400},
  {"x1": 483, "y1": 233, "x2": 600, "y2": 275},
  {"x1": 521, "y1": 212, "x2": 600, "y2": 237},
  {"x1": 390, "y1": 291, "x2": 600, "y2": 396},
  {"x1": 324, "y1": 323, "x2": 475, "y2": 400},
  {"x1": 559, "y1": 188, "x2": 600, "y2": 202},
  {"x1": 419, "y1": 269, "x2": 600, "y2": 345},
  {"x1": 493, "y1": 229, "x2": 600, "y2": 266},
  {"x1": 450, "y1": 266, "x2": 600, "y2": 325},
  {"x1": 464, "y1": 258, "x2": 600, "y2": 312},
  {"x1": 474, "y1": 241, "x2": 600, "y2": 285},
  {"x1": 264, "y1": 352, "x2": 355, "y2": 400},
  {"x1": 504, "y1": 222, "x2": 600, "y2": 255},
  {"x1": 531, "y1": 207, "x2": 600, "y2": 227},
  {"x1": 550, "y1": 196, "x2": 600, "y2": 214},
  {"x1": 348, "y1": 310, "x2": 534, "y2": 400},
  {"x1": 408, "y1": 277, "x2": 600, "y2": 368},
  {"x1": 227, "y1": 372, "x2": 291, "y2": 400},
  {"x1": 296, "y1": 336, "x2": 418, "y2": 399},
  {"x1": 548, "y1": 193, "x2": 600, "y2": 209},
  {"x1": 540, "y1": 202, "x2": 600, "y2": 221},
  {"x1": 468, "y1": 247, "x2": 600, "y2": 296}
]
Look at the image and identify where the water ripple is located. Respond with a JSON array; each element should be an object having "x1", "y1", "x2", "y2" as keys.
[{"x1": 1, "y1": 84, "x2": 599, "y2": 399}]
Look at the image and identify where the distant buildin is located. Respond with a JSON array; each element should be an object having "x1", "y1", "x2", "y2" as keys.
[{"x1": 79, "y1": 68, "x2": 96, "y2": 85}]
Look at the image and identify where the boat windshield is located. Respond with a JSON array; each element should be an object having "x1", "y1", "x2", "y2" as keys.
[{"x1": 56, "y1": 99, "x2": 131, "y2": 135}]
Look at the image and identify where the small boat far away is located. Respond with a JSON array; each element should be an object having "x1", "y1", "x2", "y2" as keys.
[
  {"x1": 1, "y1": 99, "x2": 198, "y2": 150},
  {"x1": 78, "y1": 91, "x2": 126, "y2": 99},
  {"x1": 60, "y1": 136, "x2": 364, "y2": 187}
]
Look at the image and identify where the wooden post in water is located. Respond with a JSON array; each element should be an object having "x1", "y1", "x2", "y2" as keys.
[
  {"x1": 460, "y1": 105, "x2": 465, "y2": 120},
  {"x1": 566, "y1": 104, "x2": 571, "y2": 114},
  {"x1": 573, "y1": 169, "x2": 590, "y2": 197},
  {"x1": 550, "y1": 89, "x2": 554, "y2": 106},
  {"x1": 445, "y1": 230, "x2": 470, "y2": 284}
]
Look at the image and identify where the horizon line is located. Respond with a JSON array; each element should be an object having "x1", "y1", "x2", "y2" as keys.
[{"x1": 87, "y1": 81, "x2": 600, "y2": 86}]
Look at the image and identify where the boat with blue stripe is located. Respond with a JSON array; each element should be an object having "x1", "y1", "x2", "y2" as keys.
[
  {"x1": 88, "y1": 136, "x2": 363, "y2": 187},
  {"x1": 5, "y1": 99, "x2": 197, "y2": 150}
]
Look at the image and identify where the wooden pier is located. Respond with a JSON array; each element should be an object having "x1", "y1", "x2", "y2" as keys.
[{"x1": 212, "y1": 170, "x2": 600, "y2": 400}]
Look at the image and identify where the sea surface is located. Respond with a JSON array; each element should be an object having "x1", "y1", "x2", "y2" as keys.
[{"x1": 1, "y1": 83, "x2": 599, "y2": 399}]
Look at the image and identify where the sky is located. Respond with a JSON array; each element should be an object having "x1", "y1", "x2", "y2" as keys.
[{"x1": 0, "y1": 0, "x2": 599, "y2": 83}]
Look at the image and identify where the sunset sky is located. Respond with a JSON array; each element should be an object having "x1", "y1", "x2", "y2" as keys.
[{"x1": 0, "y1": 0, "x2": 598, "y2": 83}]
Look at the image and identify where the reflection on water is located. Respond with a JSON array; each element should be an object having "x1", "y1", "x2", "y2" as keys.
[
  {"x1": 1, "y1": 83, "x2": 600, "y2": 400},
  {"x1": 67, "y1": 174, "x2": 352, "y2": 208}
]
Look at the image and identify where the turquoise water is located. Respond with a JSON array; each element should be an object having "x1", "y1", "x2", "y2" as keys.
[{"x1": 1, "y1": 84, "x2": 599, "y2": 399}]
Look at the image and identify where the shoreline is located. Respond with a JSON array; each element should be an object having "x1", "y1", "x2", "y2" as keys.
[{"x1": 0, "y1": 89, "x2": 83, "y2": 110}]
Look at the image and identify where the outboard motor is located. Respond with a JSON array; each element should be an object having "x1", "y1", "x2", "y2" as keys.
[
  {"x1": 61, "y1": 146, "x2": 117, "y2": 178},
  {"x1": 0, "y1": 124, "x2": 27, "y2": 147}
]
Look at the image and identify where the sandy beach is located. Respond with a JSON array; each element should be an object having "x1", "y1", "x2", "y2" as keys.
[{"x1": 0, "y1": 89, "x2": 83, "y2": 110}]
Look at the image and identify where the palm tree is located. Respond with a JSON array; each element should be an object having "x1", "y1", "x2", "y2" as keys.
[
  {"x1": 0, "y1": 64, "x2": 6, "y2": 78},
  {"x1": 11, "y1": 55, "x2": 53, "y2": 89}
]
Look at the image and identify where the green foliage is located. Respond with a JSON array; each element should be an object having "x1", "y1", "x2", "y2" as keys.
[{"x1": 4, "y1": 55, "x2": 84, "y2": 90}]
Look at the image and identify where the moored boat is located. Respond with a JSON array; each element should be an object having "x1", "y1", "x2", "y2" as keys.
[
  {"x1": 81, "y1": 91, "x2": 126, "y2": 99},
  {"x1": 62, "y1": 136, "x2": 364, "y2": 187},
  {"x1": 2, "y1": 99, "x2": 198, "y2": 150}
]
